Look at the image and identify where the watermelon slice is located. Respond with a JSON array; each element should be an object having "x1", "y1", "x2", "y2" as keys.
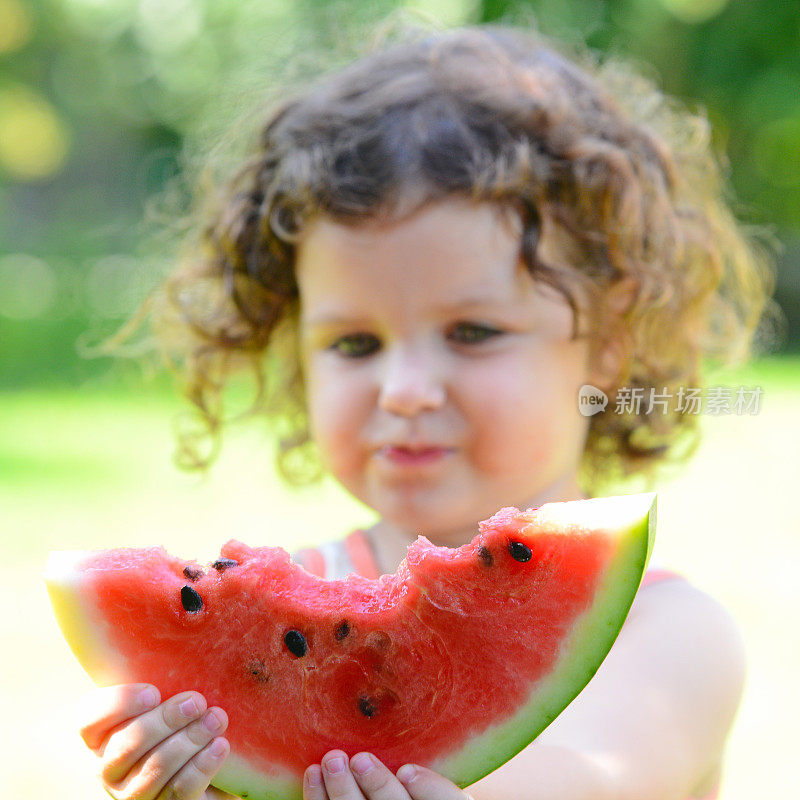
[{"x1": 46, "y1": 493, "x2": 655, "y2": 800}]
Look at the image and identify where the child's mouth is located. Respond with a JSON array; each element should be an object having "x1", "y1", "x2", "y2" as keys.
[{"x1": 379, "y1": 446, "x2": 454, "y2": 466}]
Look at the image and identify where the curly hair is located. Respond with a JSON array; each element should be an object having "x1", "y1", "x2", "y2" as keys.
[{"x1": 120, "y1": 21, "x2": 777, "y2": 495}]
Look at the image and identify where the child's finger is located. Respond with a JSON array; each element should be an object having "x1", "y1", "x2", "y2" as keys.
[
  {"x1": 303, "y1": 764, "x2": 328, "y2": 800},
  {"x1": 135, "y1": 735, "x2": 229, "y2": 800},
  {"x1": 320, "y1": 749, "x2": 365, "y2": 798},
  {"x1": 395, "y1": 764, "x2": 475, "y2": 800},
  {"x1": 78, "y1": 684, "x2": 161, "y2": 752},
  {"x1": 349, "y1": 752, "x2": 413, "y2": 799},
  {"x1": 112, "y1": 708, "x2": 228, "y2": 799},
  {"x1": 100, "y1": 691, "x2": 208, "y2": 784}
]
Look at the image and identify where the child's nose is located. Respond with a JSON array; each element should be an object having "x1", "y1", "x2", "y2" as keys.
[{"x1": 377, "y1": 346, "x2": 446, "y2": 417}]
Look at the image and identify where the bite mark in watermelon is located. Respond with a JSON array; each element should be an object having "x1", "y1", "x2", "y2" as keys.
[{"x1": 45, "y1": 493, "x2": 656, "y2": 800}]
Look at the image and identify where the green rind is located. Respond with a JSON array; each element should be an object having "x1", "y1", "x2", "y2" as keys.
[
  {"x1": 214, "y1": 754, "x2": 302, "y2": 800},
  {"x1": 431, "y1": 492, "x2": 656, "y2": 786}
]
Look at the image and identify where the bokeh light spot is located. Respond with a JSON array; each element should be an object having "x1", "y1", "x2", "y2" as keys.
[
  {"x1": 62, "y1": 0, "x2": 136, "y2": 40},
  {"x1": 658, "y1": 0, "x2": 730, "y2": 24},
  {"x1": 404, "y1": 0, "x2": 470, "y2": 26},
  {"x1": 153, "y1": 38, "x2": 220, "y2": 96},
  {"x1": 0, "y1": 86, "x2": 71, "y2": 180},
  {"x1": 85, "y1": 254, "x2": 148, "y2": 318},
  {"x1": 0, "y1": 0, "x2": 33, "y2": 53},
  {"x1": 134, "y1": 0, "x2": 203, "y2": 54},
  {"x1": 754, "y1": 117, "x2": 800, "y2": 188},
  {"x1": 0, "y1": 254, "x2": 58, "y2": 320}
]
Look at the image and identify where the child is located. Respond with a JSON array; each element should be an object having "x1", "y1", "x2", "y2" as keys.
[{"x1": 78, "y1": 21, "x2": 774, "y2": 800}]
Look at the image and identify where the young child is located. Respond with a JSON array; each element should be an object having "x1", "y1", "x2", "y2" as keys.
[{"x1": 78, "y1": 22, "x2": 774, "y2": 800}]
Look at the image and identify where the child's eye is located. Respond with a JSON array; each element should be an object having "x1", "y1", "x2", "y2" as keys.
[
  {"x1": 448, "y1": 322, "x2": 504, "y2": 345},
  {"x1": 328, "y1": 333, "x2": 380, "y2": 358}
]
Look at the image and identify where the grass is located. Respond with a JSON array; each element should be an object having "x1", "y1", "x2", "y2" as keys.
[{"x1": 2, "y1": 354, "x2": 799, "y2": 799}]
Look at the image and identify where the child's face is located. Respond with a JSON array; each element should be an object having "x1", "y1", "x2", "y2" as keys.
[{"x1": 296, "y1": 198, "x2": 594, "y2": 543}]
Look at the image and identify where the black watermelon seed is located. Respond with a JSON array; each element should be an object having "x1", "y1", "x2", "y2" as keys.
[
  {"x1": 335, "y1": 621, "x2": 350, "y2": 641},
  {"x1": 284, "y1": 629, "x2": 307, "y2": 657},
  {"x1": 180, "y1": 585, "x2": 203, "y2": 613},
  {"x1": 508, "y1": 541, "x2": 532, "y2": 562},
  {"x1": 247, "y1": 659, "x2": 270, "y2": 684},
  {"x1": 212, "y1": 558, "x2": 239, "y2": 571},
  {"x1": 477, "y1": 545, "x2": 493, "y2": 567},
  {"x1": 182, "y1": 565, "x2": 204, "y2": 582},
  {"x1": 358, "y1": 695, "x2": 378, "y2": 718}
]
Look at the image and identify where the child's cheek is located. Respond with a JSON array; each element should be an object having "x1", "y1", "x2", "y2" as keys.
[
  {"x1": 462, "y1": 352, "x2": 587, "y2": 476},
  {"x1": 471, "y1": 395, "x2": 561, "y2": 475},
  {"x1": 306, "y1": 363, "x2": 374, "y2": 475}
]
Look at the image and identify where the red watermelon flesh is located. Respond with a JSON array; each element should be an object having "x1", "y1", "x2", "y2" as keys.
[{"x1": 46, "y1": 493, "x2": 655, "y2": 800}]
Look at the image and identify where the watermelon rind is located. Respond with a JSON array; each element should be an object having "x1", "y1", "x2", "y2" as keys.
[
  {"x1": 216, "y1": 754, "x2": 300, "y2": 800},
  {"x1": 45, "y1": 492, "x2": 655, "y2": 799},
  {"x1": 429, "y1": 492, "x2": 656, "y2": 786},
  {"x1": 46, "y1": 550, "x2": 130, "y2": 685}
]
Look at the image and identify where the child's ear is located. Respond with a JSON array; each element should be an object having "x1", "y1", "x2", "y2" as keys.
[{"x1": 587, "y1": 277, "x2": 639, "y2": 394}]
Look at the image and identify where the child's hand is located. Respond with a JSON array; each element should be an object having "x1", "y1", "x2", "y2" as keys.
[
  {"x1": 304, "y1": 750, "x2": 476, "y2": 800},
  {"x1": 78, "y1": 683, "x2": 236, "y2": 800}
]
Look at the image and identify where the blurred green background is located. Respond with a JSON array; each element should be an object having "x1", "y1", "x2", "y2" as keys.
[
  {"x1": 1, "y1": 1, "x2": 798, "y2": 799},
  {"x1": 2, "y1": 0, "x2": 800, "y2": 387}
]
